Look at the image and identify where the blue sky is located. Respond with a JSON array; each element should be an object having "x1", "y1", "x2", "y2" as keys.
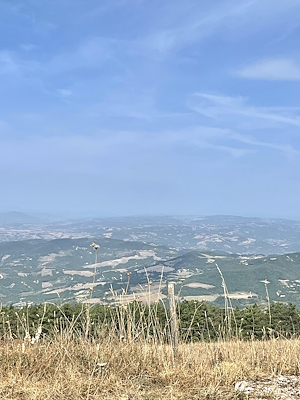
[{"x1": 0, "y1": 0, "x2": 300, "y2": 218}]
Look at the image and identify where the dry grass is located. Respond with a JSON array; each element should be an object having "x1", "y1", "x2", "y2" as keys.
[
  {"x1": 1, "y1": 263, "x2": 299, "y2": 399},
  {"x1": 1, "y1": 335, "x2": 300, "y2": 399}
]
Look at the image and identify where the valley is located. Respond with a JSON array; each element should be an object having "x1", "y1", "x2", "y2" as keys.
[{"x1": 0, "y1": 215, "x2": 300, "y2": 308}]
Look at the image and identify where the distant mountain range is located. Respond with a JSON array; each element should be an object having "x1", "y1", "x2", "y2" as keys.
[
  {"x1": 1, "y1": 214, "x2": 300, "y2": 254},
  {"x1": 0, "y1": 212, "x2": 40, "y2": 224}
]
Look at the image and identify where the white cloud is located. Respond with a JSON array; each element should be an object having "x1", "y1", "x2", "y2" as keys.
[
  {"x1": 0, "y1": 36, "x2": 117, "y2": 79},
  {"x1": 0, "y1": 50, "x2": 40, "y2": 75},
  {"x1": 0, "y1": 51, "x2": 18, "y2": 73},
  {"x1": 140, "y1": 1, "x2": 254, "y2": 55},
  {"x1": 160, "y1": 126, "x2": 251, "y2": 157},
  {"x1": 237, "y1": 58, "x2": 300, "y2": 81},
  {"x1": 57, "y1": 89, "x2": 72, "y2": 97},
  {"x1": 190, "y1": 92, "x2": 300, "y2": 127},
  {"x1": 187, "y1": 93, "x2": 300, "y2": 157},
  {"x1": 139, "y1": 0, "x2": 300, "y2": 56},
  {"x1": 47, "y1": 36, "x2": 125, "y2": 76},
  {"x1": 20, "y1": 44, "x2": 38, "y2": 52},
  {"x1": 162, "y1": 125, "x2": 298, "y2": 157}
]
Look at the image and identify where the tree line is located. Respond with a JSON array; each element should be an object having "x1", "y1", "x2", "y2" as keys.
[{"x1": 1, "y1": 300, "x2": 299, "y2": 341}]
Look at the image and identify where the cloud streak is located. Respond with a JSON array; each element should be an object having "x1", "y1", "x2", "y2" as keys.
[
  {"x1": 187, "y1": 93, "x2": 300, "y2": 158},
  {"x1": 0, "y1": 121, "x2": 296, "y2": 179},
  {"x1": 236, "y1": 58, "x2": 300, "y2": 81},
  {"x1": 190, "y1": 93, "x2": 300, "y2": 128},
  {"x1": 138, "y1": 0, "x2": 300, "y2": 56}
]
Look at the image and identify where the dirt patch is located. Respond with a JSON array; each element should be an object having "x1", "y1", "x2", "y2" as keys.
[
  {"x1": 183, "y1": 294, "x2": 219, "y2": 302},
  {"x1": 227, "y1": 291, "x2": 258, "y2": 299},
  {"x1": 185, "y1": 282, "x2": 215, "y2": 289},
  {"x1": 63, "y1": 270, "x2": 94, "y2": 277},
  {"x1": 235, "y1": 375, "x2": 300, "y2": 399}
]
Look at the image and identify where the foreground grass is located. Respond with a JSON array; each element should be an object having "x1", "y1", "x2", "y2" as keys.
[{"x1": 1, "y1": 336, "x2": 300, "y2": 399}]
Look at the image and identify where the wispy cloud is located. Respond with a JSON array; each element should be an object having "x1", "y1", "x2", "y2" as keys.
[
  {"x1": 190, "y1": 93, "x2": 300, "y2": 127},
  {"x1": 160, "y1": 126, "x2": 251, "y2": 157},
  {"x1": 162, "y1": 125, "x2": 299, "y2": 157},
  {"x1": 47, "y1": 37, "x2": 116, "y2": 74},
  {"x1": 0, "y1": 50, "x2": 40, "y2": 75},
  {"x1": 57, "y1": 89, "x2": 72, "y2": 97},
  {"x1": 0, "y1": 51, "x2": 18, "y2": 74},
  {"x1": 139, "y1": 0, "x2": 300, "y2": 56},
  {"x1": 140, "y1": 1, "x2": 255, "y2": 55},
  {"x1": 20, "y1": 44, "x2": 38, "y2": 52},
  {"x1": 220, "y1": 131, "x2": 297, "y2": 155},
  {"x1": 0, "y1": 36, "x2": 117, "y2": 78},
  {"x1": 187, "y1": 93, "x2": 300, "y2": 157},
  {"x1": 0, "y1": 125, "x2": 270, "y2": 176},
  {"x1": 236, "y1": 58, "x2": 300, "y2": 81}
]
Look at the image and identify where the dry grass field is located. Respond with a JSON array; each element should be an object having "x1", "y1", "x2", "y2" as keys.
[
  {"x1": 1, "y1": 268, "x2": 299, "y2": 399},
  {"x1": 1, "y1": 334, "x2": 300, "y2": 399}
]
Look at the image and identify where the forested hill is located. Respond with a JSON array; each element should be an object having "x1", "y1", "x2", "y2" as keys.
[{"x1": 1, "y1": 237, "x2": 300, "y2": 308}]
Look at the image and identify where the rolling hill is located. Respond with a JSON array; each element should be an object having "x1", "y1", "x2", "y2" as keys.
[{"x1": 1, "y1": 236, "x2": 300, "y2": 308}]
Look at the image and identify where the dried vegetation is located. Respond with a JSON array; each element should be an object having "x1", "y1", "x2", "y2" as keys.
[
  {"x1": 1, "y1": 265, "x2": 300, "y2": 399},
  {"x1": 1, "y1": 334, "x2": 300, "y2": 399}
]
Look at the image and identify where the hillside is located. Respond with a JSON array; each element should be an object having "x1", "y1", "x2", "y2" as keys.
[
  {"x1": 0, "y1": 212, "x2": 40, "y2": 224},
  {"x1": 1, "y1": 236, "x2": 300, "y2": 308}
]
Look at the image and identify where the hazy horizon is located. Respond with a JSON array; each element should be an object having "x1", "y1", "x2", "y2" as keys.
[{"x1": 1, "y1": 210, "x2": 300, "y2": 222}]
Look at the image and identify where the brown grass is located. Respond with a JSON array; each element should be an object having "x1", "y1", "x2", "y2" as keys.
[
  {"x1": 1, "y1": 335, "x2": 300, "y2": 399},
  {"x1": 0, "y1": 265, "x2": 298, "y2": 399}
]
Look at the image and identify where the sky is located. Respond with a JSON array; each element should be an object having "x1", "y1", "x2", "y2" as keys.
[{"x1": 0, "y1": 0, "x2": 300, "y2": 219}]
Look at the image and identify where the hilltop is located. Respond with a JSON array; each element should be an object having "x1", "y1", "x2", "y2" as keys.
[{"x1": 0, "y1": 212, "x2": 40, "y2": 225}]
